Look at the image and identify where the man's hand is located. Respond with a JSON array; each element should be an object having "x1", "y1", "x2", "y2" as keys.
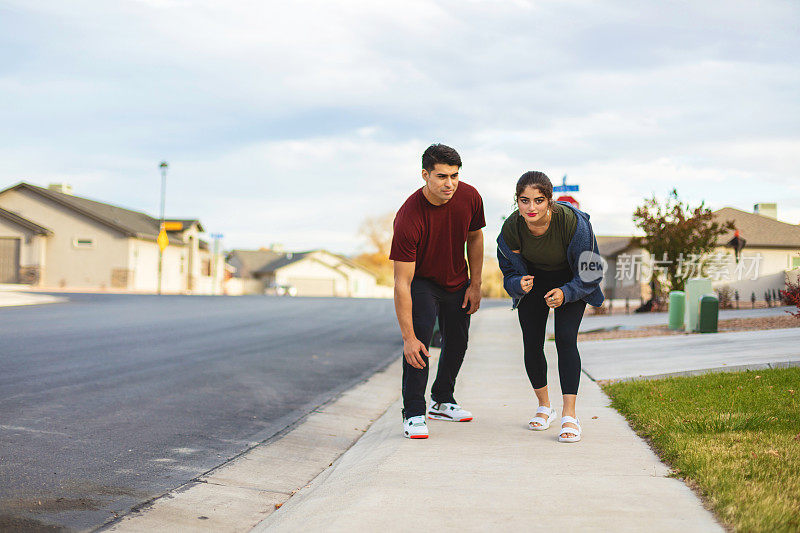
[
  {"x1": 544, "y1": 288, "x2": 564, "y2": 308},
  {"x1": 462, "y1": 283, "x2": 482, "y2": 314},
  {"x1": 520, "y1": 275, "x2": 534, "y2": 294},
  {"x1": 464, "y1": 229, "x2": 483, "y2": 314},
  {"x1": 403, "y1": 337, "x2": 429, "y2": 369}
]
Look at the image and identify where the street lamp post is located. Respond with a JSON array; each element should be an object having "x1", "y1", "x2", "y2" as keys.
[
  {"x1": 157, "y1": 161, "x2": 168, "y2": 295},
  {"x1": 210, "y1": 233, "x2": 224, "y2": 295}
]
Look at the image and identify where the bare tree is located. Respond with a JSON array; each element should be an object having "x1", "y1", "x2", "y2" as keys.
[
  {"x1": 354, "y1": 213, "x2": 395, "y2": 286},
  {"x1": 359, "y1": 213, "x2": 394, "y2": 257}
]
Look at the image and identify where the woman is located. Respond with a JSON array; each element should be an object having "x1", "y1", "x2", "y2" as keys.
[{"x1": 496, "y1": 171, "x2": 604, "y2": 443}]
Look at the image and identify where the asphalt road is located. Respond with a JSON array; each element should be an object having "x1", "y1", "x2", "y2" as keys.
[{"x1": 0, "y1": 294, "x2": 403, "y2": 532}]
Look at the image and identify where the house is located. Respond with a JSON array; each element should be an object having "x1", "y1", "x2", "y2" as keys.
[
  {"x1": 226, "y1": 248, "x2": 389, "y2": 298},
  {"x1": 0, "y1": 182, "x2": 224, "y2": 293},
  {"x1": 595, "y1": 203, "x2": 800, "y2": 304},
  {"x1": 710, "y1": 204, "x2": 800, "y2": 297},
  {"x1": 596, "y1": 235, "x2": 649, "y2": 303}
]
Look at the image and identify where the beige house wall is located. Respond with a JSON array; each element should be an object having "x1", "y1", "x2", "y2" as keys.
[
  {"x1": 306, "y1": 251, "x2": 381, "y2": 297},
  {"x1": 0, "y1": 188, "x2": 131, "y2": 289},
  {"x1": 127, "y1": 238, "x2": 218, "y2": 294},
  {"x1": 275, "y1": 258, "x2": 348, "y2": 296},
  {"x1": 128, "y1": 239, "x2": 185, "y2": 293},
  {"x1": 0, "y1": 218, "x2": 47, "y2": 284},
  {"x1": 711, "y1": 246, "x2": 800, "y2": 298}
]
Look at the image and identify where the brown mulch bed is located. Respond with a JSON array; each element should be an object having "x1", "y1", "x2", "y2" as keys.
[{"x1": 576, "y1": 314, "x2": 800, "y2": 341}]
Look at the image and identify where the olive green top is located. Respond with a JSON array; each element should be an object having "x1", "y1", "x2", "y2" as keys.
[{"x1": 501, "y1": 205, "x2": 578, "y2": 271}]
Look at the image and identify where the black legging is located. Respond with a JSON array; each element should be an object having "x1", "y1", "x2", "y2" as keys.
[{"x1": 517, "y1": 265, "x2": 586, "y2": 395}]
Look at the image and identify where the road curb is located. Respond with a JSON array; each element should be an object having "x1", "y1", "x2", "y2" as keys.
[
  {"x1": 588, "y1": 360, "x2": 800, "y2": 384},
  {"x1": 102, "y1": 358, "x2": 404, "y2": 532}
]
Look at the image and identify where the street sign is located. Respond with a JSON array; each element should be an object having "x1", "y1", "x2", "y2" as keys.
[
  {"x1": 164, "y1": 221, "x2": 184, "y2": 231},
  {"x1": 553, "y1": 174, "x2": 579, "y2": 193},
  {"x1": 157, "y1": 226, "x2": 169, "y2": 251}
]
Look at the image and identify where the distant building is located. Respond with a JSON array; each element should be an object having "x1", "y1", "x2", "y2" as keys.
[
  {"x1": 0, "y1": 182, "x2": 224, "y2": 293},
  {"x1": 596, "y1": 235, "x2": 649, "y2": 302},
  {"x1": 595, "y1": 203, "x2": 800, "y2": 304},
  {"x1": 226, "y1": 248, "x2": 388, "y2": 298},
  {"x1": 711, "y1": 205, "x2": 800, "y2": 297}
]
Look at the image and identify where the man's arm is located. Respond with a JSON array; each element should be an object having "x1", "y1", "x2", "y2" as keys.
[
  {"x1": 393, "y1": 260, "x2": 428, "y2": 369},
  {"x1": 462, "y1": 229, "x2": 484, "y2": 314}
]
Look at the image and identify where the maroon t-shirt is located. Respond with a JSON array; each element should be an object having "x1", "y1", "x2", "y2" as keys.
[{"x1": 390, "y1": 181, "x2": 486, "y2": 292}]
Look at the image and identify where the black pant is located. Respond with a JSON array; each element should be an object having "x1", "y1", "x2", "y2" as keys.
[
  {"x1": 402, "y1": 278, "x2": 471, "y2": 418},
  {"x1": 517, "y1": 265, "x2": 586, "y2": 395}
]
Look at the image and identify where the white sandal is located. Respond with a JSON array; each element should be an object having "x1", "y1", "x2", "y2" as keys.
[
  {"x1": 528, "y1": 406, "x2": 557, "y2": 431},
  {"x1": 558, "y1": 416, "x2": 582, "y2": 443}
]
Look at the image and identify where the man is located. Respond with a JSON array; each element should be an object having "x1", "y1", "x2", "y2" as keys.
[{"x1": 390, "y1": 143, "x2": 485, "y2": 439}]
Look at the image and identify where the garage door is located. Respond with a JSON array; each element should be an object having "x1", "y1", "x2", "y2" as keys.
[
  {"x1": 287, "y1": 277, "x2": 336, "y2": 297},
  {"x1": 0, "y1": 237, "x2": 21, "y2": 283}
]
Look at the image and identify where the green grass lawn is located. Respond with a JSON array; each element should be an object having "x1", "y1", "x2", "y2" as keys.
[{"x1": 603, "y1": 367, "x2": 800, "y2": 532}]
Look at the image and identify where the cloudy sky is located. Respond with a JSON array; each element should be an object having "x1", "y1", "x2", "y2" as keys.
[{"x1": 1, "y1": 0, "x2": 798, "y2": 255}]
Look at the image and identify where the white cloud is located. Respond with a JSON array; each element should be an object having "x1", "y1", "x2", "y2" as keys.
[{"x1": 0, "y1": 0, "x2": 797, "y2": 254}]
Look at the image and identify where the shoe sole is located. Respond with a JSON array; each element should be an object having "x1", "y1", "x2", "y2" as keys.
[
  {"x1": 427, "y1": 413, "x2": 472, "y2": 422},
  {"x1": 407, "y1": 434, "x2": 428, "y2": 439}
]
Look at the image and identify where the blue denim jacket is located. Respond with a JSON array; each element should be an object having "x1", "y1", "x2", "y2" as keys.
[{"x1": 496, "y1": 201, "x2": 605, "y2": 309}]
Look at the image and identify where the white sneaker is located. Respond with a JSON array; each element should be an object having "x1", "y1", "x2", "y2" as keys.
[
  {"x1": 403, "y1": 416, "x2": 429, "y2": 439},
  {"x1": 427, "y1": 402, "x2": 473, "y2": 422}
]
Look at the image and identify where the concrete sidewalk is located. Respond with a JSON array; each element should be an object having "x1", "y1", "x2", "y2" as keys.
[
  {"x1": 580, "y1": 327, "x2": 800, "y2": 381},
  {"x1": 0, "y1": 289, "x2": 65, "y2": 307},
  {"x1": 253, "y1": 307, "x2": 722, "y2": 532}
]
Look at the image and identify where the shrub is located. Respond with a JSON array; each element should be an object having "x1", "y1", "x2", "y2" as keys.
[
  {"x1": 779, "y1": 277, "x2": 800, "y2": 319},
  {"x1": 715, "y1": 286, "x2": 733, "y2": 310}
]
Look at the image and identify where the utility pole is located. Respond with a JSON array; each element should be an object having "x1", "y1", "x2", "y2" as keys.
[
  {"x1": 210, "y1": 233, "x2": 223, "y2": 295},
  {"x1": 157, "y1": 161, "x2": 169, "y2": 294}
]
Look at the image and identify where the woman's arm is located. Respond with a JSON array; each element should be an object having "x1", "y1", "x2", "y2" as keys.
[
  {"x1": 559, "y1": 222, "x2": 604, "y2": 304},
  {"x1": 496, "y1": 235, "x2": 527, "y2": 299}
]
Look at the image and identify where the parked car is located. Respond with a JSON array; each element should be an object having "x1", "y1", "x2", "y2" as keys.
[{"x1": 265, "y1": 283, "x2": 297, "y2": 297}]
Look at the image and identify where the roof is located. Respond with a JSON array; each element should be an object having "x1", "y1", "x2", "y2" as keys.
[
  {"x1": 713, "y1": 207, "x2": 800, "y2": 248},
  {"x1": 596, "y1": 235, "x2": 636, "y2": 257},
  {"x1": 229, "y1": 248, "x2": 378, "y2": 278},
  {"x1": 0, "y1": 182, "x2": 201, "y2": 244},
  {"x1": 0, "y1": 206, "x2": 53, "y2": 235},
  {"x1": 227, "y1": 249, "x2": 285, "y2": 277},
  {"x1": 256, "y1": 251, "x2": 314, "y2": 274}
]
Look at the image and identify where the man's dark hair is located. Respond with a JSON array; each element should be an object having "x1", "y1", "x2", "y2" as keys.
[{"x1": 422, "y1": 144, "x2": 462, "y2": 171}]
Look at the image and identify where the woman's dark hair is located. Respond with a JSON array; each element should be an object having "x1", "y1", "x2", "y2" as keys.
[
  {"x1": 422, "y1": 143, "x2": 462, "y2": 171},
  {"x1": 515, "y1": 171, "x2": 557, "y2": 210}
]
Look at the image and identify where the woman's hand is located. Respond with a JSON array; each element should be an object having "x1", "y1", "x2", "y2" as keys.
[
  {"x1": 520, "y1": 275, "x2": 534, "y2": 294},
  {"x1": 544, "y1": 288, "x2": 564, "y2": 308}
]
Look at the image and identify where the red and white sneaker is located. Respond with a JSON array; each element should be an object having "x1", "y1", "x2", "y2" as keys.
[
  {"x1": 427, "y1": 402, "x2": 473, "y2": 422},
  {"x1": 403, "y1": 416, "x2": 429, "y2": 439}
]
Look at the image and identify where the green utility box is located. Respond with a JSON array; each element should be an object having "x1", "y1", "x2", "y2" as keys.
[
  {"x1": 698, "y1": 294, "x2": 719, "y2": 333},
  {"x1": 668, "y1": 291, "x2": 685, "y2": 330},
  {"x1": 685, "y1": 278, "x2": 712, "y2": 332}
]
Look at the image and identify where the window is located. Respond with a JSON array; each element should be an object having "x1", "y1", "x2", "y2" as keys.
[
  {"x1": 792, "y1": 256, "x2": 800, "y2": 269},
  {"x1": 73, "y1": 238, "x2": 95, "y2": 249}
]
